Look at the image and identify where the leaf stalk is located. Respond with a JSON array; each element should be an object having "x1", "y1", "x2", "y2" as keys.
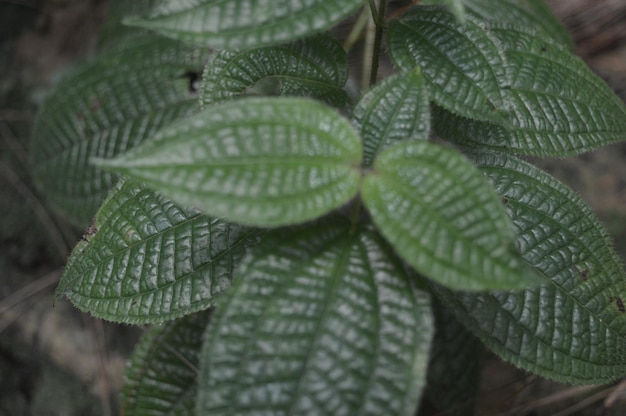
[{"x1": 367, "y1": 0, "x2": 387, "y2": 87}]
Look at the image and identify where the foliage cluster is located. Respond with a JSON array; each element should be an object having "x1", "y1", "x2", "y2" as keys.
[{"x1": 30, "y1": 0, "x2": 626, "y2": 414}]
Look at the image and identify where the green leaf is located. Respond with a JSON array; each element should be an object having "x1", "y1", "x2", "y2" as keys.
[
  {"x1": 98, "y1": 0, "x2": 161, "y2": 51},
  {"x1": 423, "y1": 0, "x2": 466, "y2": 23},
  {"x1": 197, "y1": 219, "x2": 434, "y2": 415},
  {"x1": 387, "y1": 6, "x2": 509, "y2": 124},
  {"x1": 200, "y1": 34, "x2": 349, "y2": 108},
  {"x1": 30, "y1": 34, "x2": 206, "y2": 226},
  {"x1": 57, "y1": 179, "x2": 260, "y2": 324},
  {"x1": 95, "y1": 97, "x2": 362, "y2": 227},
  {"x1": 433, "y1": 150, "x2": 626, "y2": 384},
  {"x1": 424, "y1": 301, "x2": 483, "y2": 416},
  {"x1": 463, "y1": 0, "x2": 573, "y2": 49},
  {"x1": 121, "y1": 310, "x2": 210, "y2": 415},
  {"x1": 125, "y1": 0, "x2": 366, "y2": 49},
  {"x1": 361, "y1": 141, "x2": 541, "y2": 291},
  {"x1": 352, "y1": 68, "x2": 430, "y2": 167},
  {"x1": 434, "y1": 25, "x2": 626, "y2": 156}
]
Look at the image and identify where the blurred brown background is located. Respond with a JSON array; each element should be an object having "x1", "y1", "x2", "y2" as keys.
[{"x1": 0, "y1": 1, "x2": 625, "y2": 415}]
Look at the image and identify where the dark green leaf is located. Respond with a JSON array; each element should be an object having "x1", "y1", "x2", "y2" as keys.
[
  {"x1": 352, "y1": 68, "x2": 430, "y2": 167},
  {"x1": 463, "y1": 0, "x2": 573, "y2": 49},
  {"x1": 424, "y1": 300, "x2": 483, "y2": 416},
  {"x1": 98, "y1": 0, "x2": 161, "y2": 51},
  {"x1": 387, "y1": 6, "x2": 509, "y2": 124},
  {"x1": 95, "y1": 97, "x2": 362, "y2": 227},
  {"x1": 423, "y1": 0, "x2": 466, "y2": 23},
  {"x1": 200, "y1": 34, "x2": 349, "y2": 107},
  {"x1": 361, "y1": 141, "x2": 541, "y2": 291},
  {"x1": 30, "y1": 34, "x2": 206, "y2": 226},
  {"x1": 434, "y1": 25, "x2": 626, "y2": 156},
  {"x1": 125, "y1": 0, "x2": 366, "y2": 49},
  {"x1": 57, "y1": 179, "x2": 260, "y2": 324},
  {"x1": 121, "y1": 310, "x2": 211, "y2": 415},
  {"x1": 197, "y1": 219, "x2": 434, "y2": 415},
  {"x1": 433, "y1": 150, "x2": 626, "y2": 384}
]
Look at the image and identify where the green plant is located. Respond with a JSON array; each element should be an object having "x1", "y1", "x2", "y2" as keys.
[{"x1": 30, "y1": 0, "x2": 626, "y2": 414}]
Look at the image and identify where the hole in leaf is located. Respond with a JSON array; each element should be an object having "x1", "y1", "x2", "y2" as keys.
[{"x1": 181, "y1": 70, "x2": 201, "y2": 93}]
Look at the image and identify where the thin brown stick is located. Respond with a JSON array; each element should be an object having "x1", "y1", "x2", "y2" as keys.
[
  {"x1": 361, "y1": 2, "x2": 377, "y2": 90},
  {"x1": 552, "y1": 387, "x2": 611, "y2": 416},
  {"x1": 0, "y1": 161, "x2": 74, "y2": 259},
  {"x1": 163, "y1": 342, "x2": 200, "y2": 374},
  {"x1": 503, "y1": 385, "x2": 599, "y2": 416},
  {"x1": 0, "y1": 269, "x2": 60, "y2": 333},
  {"x1": 0, "y1": 119, "x2": 30, "y2": 168},
  {"x1": 92, "y1": 318, "x2": 113, "y2": 416},
  {"x1": 604, "y1": 378, "x2": 626, "y2": 408}
]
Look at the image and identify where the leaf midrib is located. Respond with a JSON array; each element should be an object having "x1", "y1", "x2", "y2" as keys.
[
  {"x1": 395, "y1": 17, "x2": 505, "y2": 113},
  {"x1": 286, "y1": 234, "x2": 356, "y2": 414},
  {"x1": 371, "y1": 172, "x2": 520, "y2": 286},
  {"x1": 70, "y1": 215, "x2": 256, "y2": 301}
]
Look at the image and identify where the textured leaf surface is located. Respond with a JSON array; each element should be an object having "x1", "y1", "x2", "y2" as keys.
[
  {"x1": 423, "y1": 0, "x2": 465, "y2": 22},
  {"x1": 200, "y1": 34, "x2": 348, "y2": 107},
  {"x1": 434, "y1": 25, "x2": 626, "y2": 156},
  {"x1": 387, "y1": 6, "x2": 508, "y2": 124},
  {"x1": 30, "y1": 34, "x2": 206, "y2": 226},
  {"x1": 352, "y1": 68, "x2": 430, "y2": 167},
  {"x1": 96, "y1": 97, "x2": 362, "y2": 227},
  {"x1": 361, "y1": 141, "x2": 540, "y2": 291},
  {"x1": 463, "y1": 0, "x2": 572, "y2": 48},
  {"x1": 121, "y1": 310, "x2": 210, "y2": 415},
  {"x1": 125, "y1": 0, "x2": 365, "y2": 49},
  {"x1": 424, "y1": 301, "x2": 483, "y2": 416},
  {"x1": 57, "y1": 179, "x2": 260, "y2": 324},
  {"x1": 197, "y1": 219, "x2": 434, "y2": 415},
  {"x1": 433, "y1": 150, "x2": 626, "y2": 383}
]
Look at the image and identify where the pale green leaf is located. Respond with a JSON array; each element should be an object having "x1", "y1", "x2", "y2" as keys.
[
  {"x1": 423, "y1": 0, "x2": 466, "y2": 23},
  {"x1": 200, "y1": 34, "x2": 349, "y2": 108},
  {"x1": 95, "y1": 97, "x2": 362, "y2": 227},
  {"x1": 30, "y1": 34, "x2": 206, "y2": 226},
  {"x1": 433, "y1": 150, "x2": 626, "y2": 384},
  {"x1": 463, "y1": 0, "x2": 573, "y2": 49},
  {"x1": 197, "y1": 219, "x2": 434, "y2": 415},
  {"x1": 352, "y1": 68, "x2": 430, "y2": 167},
  {"x1": 121, "y1": 310, "x2": 210, "y2": 415},
  {"x1": 361, "y1": 141, "x2": 541, "y2": 291},
  {"x1": 434, "y1": 25, "x2": 626, "y2": 156},
  {"x1": 125, "y1": 0, "x2": 366, "y2": 49},
  {"x1": 387, "y1": 6, "x2": 509, "y2": 124},
  {"x1": 57, "y1": 179, "x2": 260, "y2": 324}
]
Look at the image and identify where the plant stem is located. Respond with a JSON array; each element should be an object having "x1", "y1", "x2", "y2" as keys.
[
  {"x1": 368, "y1": 0, "x2": 387, "y2": 87},
  {"x1": 350, "y1": 196, "x2": 363, "y2": 233},
  {"x1": 361, "y1": 5, "x2": 376, "y2": 90},
  {"x1": 367, "y1": 0, "x2": 382, "y2": 25},
  {"x1": 343, "y1": 7, "x2": 370, "y2": 52}
]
